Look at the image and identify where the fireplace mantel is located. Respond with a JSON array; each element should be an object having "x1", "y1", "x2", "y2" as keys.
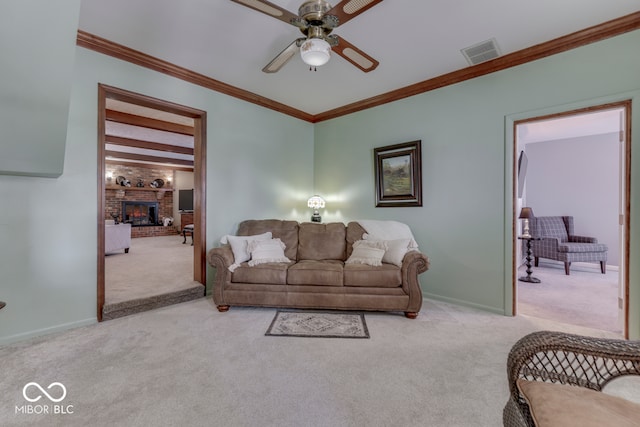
[
  {"x1": 106, "y1": 185, "x2": 173, "y2": 200},
  {"x1": 106, "y1": 185, "x2": 173, "y2": 193}
]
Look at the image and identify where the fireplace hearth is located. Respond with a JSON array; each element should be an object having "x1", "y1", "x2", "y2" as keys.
[{"x1": 122, "y1": 201, "x2": 159, "y2": 227}]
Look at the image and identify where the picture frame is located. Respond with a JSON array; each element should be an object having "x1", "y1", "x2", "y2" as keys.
[{"x1": 374, "y1": 140, "x2": 422, "y2": 207}]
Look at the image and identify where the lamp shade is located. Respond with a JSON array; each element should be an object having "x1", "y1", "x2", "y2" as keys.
[
  {"x1": 300, "y1": 38, "x2": 331, "y2": 67},
  {"x1": 519, "y1": 207, "x2": 534, "y2": 219},
  {"x1": 307, "y1": 195, "x2": 325, "y2": 209}
]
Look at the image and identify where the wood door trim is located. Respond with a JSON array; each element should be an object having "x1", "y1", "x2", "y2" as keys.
[
  {"x1": 511, "y1": 100, "x2": 632, "y2": 338},
  {"x1": 97, "y1": 84, "x2": 207, "y2": 321}
]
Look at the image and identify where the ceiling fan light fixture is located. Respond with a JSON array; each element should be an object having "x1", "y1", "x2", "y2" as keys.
[{"x1": 300, "y1": 38, "x2": 331, "y2": 66}]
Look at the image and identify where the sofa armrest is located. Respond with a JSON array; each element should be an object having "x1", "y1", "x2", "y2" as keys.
[
  {"x1": 401, "y1": 251, "x2": 430, "y2": 313},
  {"x1": 207, "y1": 245, "x2": 235, "y2": 305},
  {"x1": 207, "y1": 245, "x2": 234, "y2": 269},
  {"x1": 569, "y1": 235, "x2": 598, "y2": 243},
  {"x1": 505, "y1": 331, "x2": 640, "y2": 426}
]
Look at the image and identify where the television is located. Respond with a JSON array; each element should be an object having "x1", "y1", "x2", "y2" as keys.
[{"x1": 178, "y1": 189, "x2": 194, "y2": 212}]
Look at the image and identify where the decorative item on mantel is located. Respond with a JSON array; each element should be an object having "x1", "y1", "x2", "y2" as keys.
[
  {"x1": 307, "y1": 195, "x2": 325, "y2": 223},
  {"x1": 150, "y1": 178, "x2": 164, "y2": 188},
  {"x1": 136, "y1": 178, "x2": 144, "y2": 188},
  {"x1": 116, "y1": 175, "x2": 131, "y2": 187}
]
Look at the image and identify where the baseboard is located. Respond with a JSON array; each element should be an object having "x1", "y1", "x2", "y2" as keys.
[
  {"x1": 0, "y1": 317, "x2": 97, "y2": 346},
  {"x1": 422, "y1": 293, "x2": 506, "y2": 315}
]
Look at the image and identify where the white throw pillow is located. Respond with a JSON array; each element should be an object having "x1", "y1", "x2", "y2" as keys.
[
  {"x1": 223, "y1": 232, "x2": 272, "y2": 271},
  {"x1": 247, "y1": 238, "x2": 291, "y2": 266},
  {"x1": 345, "y1": 240, "x2": 387, "y2": 267},
  {"x1": 365, "y1": 238, "x2": 411, "y2": 267}
]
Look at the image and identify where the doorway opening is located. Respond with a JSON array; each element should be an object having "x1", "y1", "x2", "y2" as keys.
[
  {"x1": 512, "y1": 101, "x2": 630, "y2": 337},
  {"x1": 97, "y1": 84, "x2": 207, "y2": 321}
]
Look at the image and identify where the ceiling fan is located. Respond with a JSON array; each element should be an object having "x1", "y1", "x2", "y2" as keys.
[{"x1": 231, "y1": 0, "x2": 382, "y2": 73}]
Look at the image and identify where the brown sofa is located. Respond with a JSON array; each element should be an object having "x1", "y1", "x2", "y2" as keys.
[{"x1": 207, "y1": 219, "x2": 430, "y2": 318}]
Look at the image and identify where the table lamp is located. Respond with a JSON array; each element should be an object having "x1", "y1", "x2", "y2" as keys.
[
  {"x1": 307, "y1": 195, "x2": 325, "y2": 223},
  {"x1": 519, "y1": 207, "x2": 534, "y2": 238}
]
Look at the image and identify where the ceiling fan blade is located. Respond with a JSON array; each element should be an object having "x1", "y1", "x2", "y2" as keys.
[
  {"x1": 326, "y1": 0, "x2": 383, "y2": 26},
  {"x1": 332, "y1": 36, "x2": 379, "y2": 73},
  {"x1": 230, "y1": 0, "x2": 305, "y2": 28},
  {"x1": 262, "y1": 38, "x2": 304, "y2": 73}
]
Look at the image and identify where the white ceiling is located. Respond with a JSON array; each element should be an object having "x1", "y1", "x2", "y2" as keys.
[{"x1": 78, "y1": 1, "x2": 639, "y2": 116}]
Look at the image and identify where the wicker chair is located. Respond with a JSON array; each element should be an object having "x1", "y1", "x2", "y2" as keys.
[
  {"x1": 530, "y1": 216, "x2": 608, "y2": 275},
  {"x1": 503, "y1": 331, "x2": 640, "y2": 426}
]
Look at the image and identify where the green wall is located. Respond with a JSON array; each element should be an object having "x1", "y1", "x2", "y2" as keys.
[
  {"x1": 0, "y1": 47, "x2": 314, "y2": 344},
  {"x1": 314, "y1": 30, "x2": 640, "y2": 337}
]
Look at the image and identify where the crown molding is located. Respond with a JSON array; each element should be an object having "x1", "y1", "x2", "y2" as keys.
[
  {"x1": 76, "y1": 31, "x2": 314, "y2": 122},
  {"x1": 77, "y1": 11, "x2": 640, "y2": 124},
  {"x1": 313, "y1": 11, "x2": 640, "y2": 122}
]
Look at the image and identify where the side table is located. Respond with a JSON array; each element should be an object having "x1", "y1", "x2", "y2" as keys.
[{"x1": 518, "y1": 236, "x2": 541, "y2": 283}]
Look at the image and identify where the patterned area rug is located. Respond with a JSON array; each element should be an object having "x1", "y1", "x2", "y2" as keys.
[{"x1": 265, "y1": 311, "x2": 369, "y2": 338}]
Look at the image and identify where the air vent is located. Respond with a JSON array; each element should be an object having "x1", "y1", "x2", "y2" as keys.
[{"x1": 461, "y1": 38, "x2": 501, "y2": 65}]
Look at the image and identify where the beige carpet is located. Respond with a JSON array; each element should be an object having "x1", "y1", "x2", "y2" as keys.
[
  {"x1": 517, "y1": 262, "x2": 621, "y2": 335},
  {"x1": 2, "y1": 298, "x2": 637, "y2": 427},
  {"x1": 104, "y1": 235, "x2": 203, "y2": 319}
]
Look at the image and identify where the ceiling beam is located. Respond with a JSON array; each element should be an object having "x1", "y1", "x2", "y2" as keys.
[
  {"x1": 105, "y1": 150, "x2": 194, "y2": 166},
  {"x1": 105, "y1": 135, "x2": 194, "y2": 155},
  {"x1": 106, "y1": 109, "x2": 194, "y2": 135},
  {"x1": 106, "y1": 159, "x2": 193, "y2": 172}
]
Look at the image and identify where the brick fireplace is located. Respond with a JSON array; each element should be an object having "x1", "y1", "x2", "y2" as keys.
[
  {"x1": 105, "y1": 164, "x2": 179, "y2": 238},
  {"x1": 122, "y1": 201, "x2": 159, "y2": 226}
]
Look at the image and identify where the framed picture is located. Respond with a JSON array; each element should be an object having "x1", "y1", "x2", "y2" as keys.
[{"x1": 374, "y1": 140, "x2": 422, "y2": 207}]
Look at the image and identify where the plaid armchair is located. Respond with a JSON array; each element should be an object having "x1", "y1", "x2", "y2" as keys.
[{"x1": 530, "y1": 216, "x2": 607, "y2": 275}]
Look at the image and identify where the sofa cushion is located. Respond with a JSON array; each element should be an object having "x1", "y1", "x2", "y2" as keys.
[
  {"x1": 346, "y1": 221, "x2": 367, "y2": 258},
  {"x1": 535, "y1": 216, "x2": 569, "y2": 241},
  {"x1": 557, "y1": 242, "x2": 609, "y2": 253},
  {"x1": 288, "y1": 260, "x2": 343, "y2": 286},
  {"x1": 362, "y1": 238, "x2": 412, "y2": 267},
  {"x1": 344, "y1": 263, "x2": 402, "y2": 288},
  {"x1": 231, "y1": 262, "x2": 291, "y2": 285},
  {"x1": 224, "y1": 232, "x2": 272, "y2": 271},
  {"x1": 297, "y1": 222, "x2": 346, "y2": 261},
  {"x1": 247, "y1": 238, "x2": 291, "y2": 266},
  {"x1": 237, "y1": 219, "x2": 299, "y2": 260},
  {"x1": 517, "y1": 379, "x2": 640, "y2": 427},
  {"x1": 345, "y1": 240, "x2": 387, "y2": 266}
]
